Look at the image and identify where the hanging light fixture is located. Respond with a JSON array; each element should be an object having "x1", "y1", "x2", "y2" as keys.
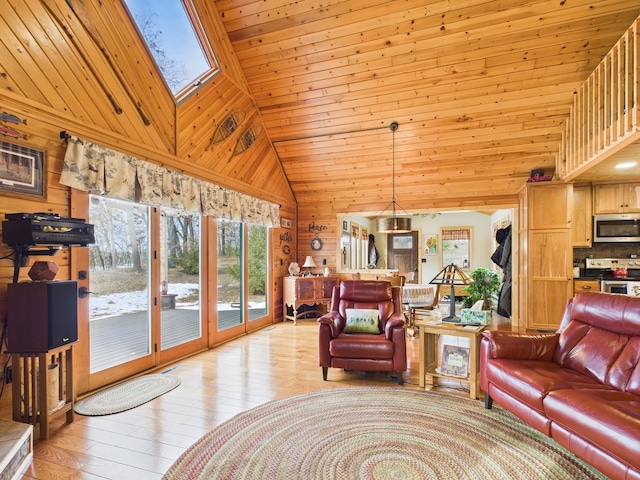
[{"x1": 376, "y1": 122, "x2": 411, "y2": 233}]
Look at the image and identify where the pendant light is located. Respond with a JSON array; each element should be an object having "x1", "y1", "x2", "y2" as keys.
[{"x1": 376, "y1": 122, "x2": 411, "y2": 233}]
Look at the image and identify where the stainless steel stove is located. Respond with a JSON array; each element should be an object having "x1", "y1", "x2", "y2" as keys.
[{"x1": 585, "y1": 258, "x2": 640, "y2": 297}]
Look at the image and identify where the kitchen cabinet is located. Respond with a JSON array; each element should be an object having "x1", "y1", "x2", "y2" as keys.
[
  {"x1": 574, "y1": 279, "x2": 600, "y2": 295},
  {"x1": 527, "y1": 182, "x2": 572, "y2": 229},
  {"x1": 593, "y1": 183, "x2": 640, "y2": 214},
  {"x1": 518, "y1": 182, "x2": 573, "y2": 331},
  {"x1": 283, "y1": 276, "x2": 339, "y2": 324},
  {"x1": 572, "y1": 184, "x2": 593, "y2": 247}
]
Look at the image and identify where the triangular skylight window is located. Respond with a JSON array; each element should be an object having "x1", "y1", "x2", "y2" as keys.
[{"x1": 123, "y1": 0, "x2": 219, "y2": 99}]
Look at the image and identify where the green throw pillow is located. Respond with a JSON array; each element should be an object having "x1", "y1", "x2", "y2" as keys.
[{"x1": 344, "y1": 308, "x2": 380, "y2": 334}]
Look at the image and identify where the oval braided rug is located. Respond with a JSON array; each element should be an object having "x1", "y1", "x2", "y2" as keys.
[
  {"x1": 163, "y1": 386, "x2": 606, "y2": 480},
  {"x1": 74, "y1": 374, "x2": 180, "y2": 416}
]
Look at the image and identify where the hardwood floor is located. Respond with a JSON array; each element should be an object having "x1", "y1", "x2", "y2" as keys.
[{"x1": 3, "y1": 319, "x2": 489, "y2": 480}]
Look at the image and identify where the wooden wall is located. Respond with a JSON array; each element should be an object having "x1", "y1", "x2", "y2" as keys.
[{"x1": 0, "y1": 0, "x2": 296, "y2": 392}]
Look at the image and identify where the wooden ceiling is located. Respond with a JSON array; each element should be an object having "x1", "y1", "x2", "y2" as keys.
[{"x1": 214, "y1": 0, "x2": 640, "y2": 214}]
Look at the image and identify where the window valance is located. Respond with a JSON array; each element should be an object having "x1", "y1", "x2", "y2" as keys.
[{"x1": 60, "y1": 136, "x2": 279, "y2": 227}]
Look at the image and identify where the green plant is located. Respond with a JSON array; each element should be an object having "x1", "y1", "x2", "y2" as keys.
[
  {"x1": 462, "y1": 267, "x2": 501, "y2": 310},
  {"x1": 173, "y1": 247, "x2": 200, "y2": 275}
]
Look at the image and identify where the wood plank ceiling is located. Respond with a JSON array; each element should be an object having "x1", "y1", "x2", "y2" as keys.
[{"x1": 214, "y1": 0, "x2": 640, "y2": 214}]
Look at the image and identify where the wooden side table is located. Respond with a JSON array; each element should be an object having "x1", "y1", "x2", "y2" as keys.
[
  {"x1": 415, "y1": 319, "x2": 485, "y2": 399},
  {"x1": 11, "y1": 343, "x2": 75, "y2": 439}
]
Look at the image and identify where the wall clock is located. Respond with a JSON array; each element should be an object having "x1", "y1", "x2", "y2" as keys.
[{"x1": 311, "y1": 237, "x2": 323, "y2": 251}]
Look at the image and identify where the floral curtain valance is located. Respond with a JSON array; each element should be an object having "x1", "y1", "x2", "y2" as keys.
[{"x1": 60, "y1": 136, "x2": 279, "y2": 227}]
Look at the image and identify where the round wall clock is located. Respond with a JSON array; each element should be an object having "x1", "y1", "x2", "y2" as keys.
[{"x1": 311, "y1": 237, "x2": 323, "y2": 251}]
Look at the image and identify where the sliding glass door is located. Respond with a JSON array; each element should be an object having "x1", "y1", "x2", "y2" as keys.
[
  {"x1": 159, "y1": 208, "x2": 202, "y2": 350},
  {"x1": 87, "y1": 196, "x2": 205, "y2": 388},
  {"x1": 88, "y1": 196, "x2": 153, "y2": 380},
  {"x1": 216, "y1": 220, "x2": 270, "y2": 335}
]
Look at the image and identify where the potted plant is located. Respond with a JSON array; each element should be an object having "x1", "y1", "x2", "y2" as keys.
[{"x1": 462, "y1": 267, "x2": 501, "y2": 310}]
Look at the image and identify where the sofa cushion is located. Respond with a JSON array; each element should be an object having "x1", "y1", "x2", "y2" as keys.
[
  {"x1": 344, "y1": 308, "x2": 380, "y2": 334},
  {"x1": 484, "y1": 359, "x2": 607, "y2": 413},
  {"x1": 554, "y1": 320, "x2": 630, "y2": 385},
  {"x1": 544, "y1": 389, "x2": 640, "y2": 470},
  {"x1": 608, "y1": 336, "x2": 640, "y2": 395},
  {"x1": 329, "y1": 334, "x2": 393, "y2": 360}
]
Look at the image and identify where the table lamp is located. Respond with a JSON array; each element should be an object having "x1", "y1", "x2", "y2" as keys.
[
  {"x1": 429, "y1": 263, "x2": 473, "y2": 322},
  {"x1": 302, "y1": 256, "x2": 317, "y2": 276}
]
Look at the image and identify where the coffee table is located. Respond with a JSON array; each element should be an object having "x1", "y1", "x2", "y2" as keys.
[{"x1": 415, "y1": 319, "x2": 486, "y2": 399}]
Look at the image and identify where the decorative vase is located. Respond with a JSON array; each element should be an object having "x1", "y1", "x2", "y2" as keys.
[{"x1": 323, "y1": 267, "x2": 330, "y2": 277}]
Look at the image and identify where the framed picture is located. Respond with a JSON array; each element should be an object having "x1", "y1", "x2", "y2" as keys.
[
  {"x1": 423, "y1": 234, "x2": 438, "y2": 256},
  {"x1": 0, "y1": 141, "x2": 45, "y2": 197},
  {"x1": 281, "y1": 217, "x2": 292, "y2": 228},
  {"x1": 343, "y1": 220, "x2": 348, "y2": 231},
  {"x1": 440, "y1": 226, "x2": 472, "y2": 269}
]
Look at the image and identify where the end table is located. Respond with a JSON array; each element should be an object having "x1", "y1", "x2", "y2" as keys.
[{"x1": 415, "y1": 319, "x2": 485, "y2": 399}]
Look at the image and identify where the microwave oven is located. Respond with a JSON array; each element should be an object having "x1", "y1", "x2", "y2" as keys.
[{"x1": 593, "y1": 214, "x2": 640, "y2": 243}]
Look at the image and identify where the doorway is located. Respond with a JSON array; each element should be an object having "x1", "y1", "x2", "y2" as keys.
[{"x1": 386, "y1": 231, "x2": 419, "y2": 282}]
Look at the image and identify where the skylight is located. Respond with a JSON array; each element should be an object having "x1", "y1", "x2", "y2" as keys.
[{"x1": 123, "y1": 0, "x2": 218, "y2": 98}]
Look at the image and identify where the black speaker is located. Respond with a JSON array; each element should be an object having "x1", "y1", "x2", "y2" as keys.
[{"x1": 7, "y1": 280, "x2": 78, "y2": 352}]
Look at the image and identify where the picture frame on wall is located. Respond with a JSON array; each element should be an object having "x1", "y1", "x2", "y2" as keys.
[
  {"x1": 0, "y1": 141, "x2": 45, "y2": 198},
  {"x1": 423, "y1": 234, "x2": 438, "y2": 256}
]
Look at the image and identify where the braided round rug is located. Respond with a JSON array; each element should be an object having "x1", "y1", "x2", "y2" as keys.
[
  {"x1": 74, "y1": 374, "x2": 180, "y2": 416},
  {"x1": 163, "y1": 386, "x2": 606, "y2": 480}
]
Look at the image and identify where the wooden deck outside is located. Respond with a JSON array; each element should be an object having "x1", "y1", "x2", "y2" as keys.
[{"x1": 90, "y1": 307, "x2": 266, "y2": 372}]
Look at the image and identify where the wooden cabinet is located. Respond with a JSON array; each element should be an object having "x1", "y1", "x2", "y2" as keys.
[
  {"x1": 283, "y1": 276, "x2": 339, "y2": 324},
  {"x1": 574, "y1": 279, "x2": 600, "y2": 295},
  {"x1": 572, "y1": 185, "x2": 593, "y2": 247},
  {"x1": 527, "y1": 182, "x2": 572, "y2": 229},
  {"x1": 518, "y1": 182, "x2": 573, "y2": 331},
  {"x1": 594, "y1": 183, "x2": 640, "y2": 214}
]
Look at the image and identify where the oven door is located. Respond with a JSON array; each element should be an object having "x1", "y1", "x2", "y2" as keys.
[{"x1": 601, "y1": 281, "x2": 630, "y2": 295}]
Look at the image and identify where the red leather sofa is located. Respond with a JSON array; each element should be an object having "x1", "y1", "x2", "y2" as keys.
[
  {"x1": 480, "y1": 292, "x2": 640, "y2": 480},
  {"x1": 318, "y1": 280, "x2": 406, "y2": 383}
]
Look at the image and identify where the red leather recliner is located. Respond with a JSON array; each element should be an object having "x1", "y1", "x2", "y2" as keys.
[{"x1": 318, "y1": 280, "x2": 407, "y2": 384}]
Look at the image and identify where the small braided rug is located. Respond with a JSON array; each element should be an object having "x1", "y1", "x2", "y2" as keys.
[
  {"x1": 74, "y1": 374, "x2": 180, "y2": 416},
  {"x1": 163, "y1": 386, "x2": 606, "y2": 480}
]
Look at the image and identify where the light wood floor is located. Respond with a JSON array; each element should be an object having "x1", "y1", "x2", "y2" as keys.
[{"x1": 4, "y1": 319, "x2": 493, "y2": 480}]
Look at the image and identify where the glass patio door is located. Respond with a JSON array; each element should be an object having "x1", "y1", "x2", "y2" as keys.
[
  {"x1": 159, "y1": 208, "x2": 202, "y2": 352},
  {"x1": 87, "y1": 197, "x2": 206, "y2": 388},
  {"x1": 87, "y1": 195, "x2": 154, "y2": 385},
  {"x1": 216, "y1": 220, "x2": 270, "y2": 339}
]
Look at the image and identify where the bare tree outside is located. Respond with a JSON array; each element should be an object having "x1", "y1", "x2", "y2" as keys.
[{"x1": 133, "y1": 12, "x2": 188, "y2": 93}]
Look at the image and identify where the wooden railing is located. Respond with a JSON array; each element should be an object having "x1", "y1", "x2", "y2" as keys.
[{"x1": 556, "y1": 17, "x2": 640, "y2": 179}]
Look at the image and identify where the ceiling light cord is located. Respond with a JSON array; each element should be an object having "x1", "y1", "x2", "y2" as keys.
[{"x1": 375, "y1": 122, "x2": 411, "y2": 233}]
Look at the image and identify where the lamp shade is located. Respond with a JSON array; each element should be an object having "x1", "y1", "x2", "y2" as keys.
[
  {"x1": 429, "y1": 264, "x2": 473, "y2": 286},
  {"x1": 302, "y1": 256, "x2": 317, "y2": 268},
  {"x1": 429, "y1": 263, "x2": 473, "y2": 322},
  {"x1": 376, "y1": 217, "x2": 411, "y2": 233}
]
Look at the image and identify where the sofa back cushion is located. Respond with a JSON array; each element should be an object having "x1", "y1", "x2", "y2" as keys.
[
  {"x1": 338, "y1": 281, "x2": 396, "y2": 329},
  {"x1": 554, "y1": 292, "x2": 640, "y2": 392}
]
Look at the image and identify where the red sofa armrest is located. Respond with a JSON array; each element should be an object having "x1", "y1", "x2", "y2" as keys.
[
  {"x1": 384, "y1": 313, "x2": 405, "y2": 339},
  {"x1": 481, "y1": 331, "x2": 559, "y2": 361},
  {"x1": 318, "y1": 312, "x2": 344, "y2": 338}
]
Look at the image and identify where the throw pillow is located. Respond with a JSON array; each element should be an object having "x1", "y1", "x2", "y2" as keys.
[{"x1": 344, "y1": 308, "x2": 380, "y2": 334}]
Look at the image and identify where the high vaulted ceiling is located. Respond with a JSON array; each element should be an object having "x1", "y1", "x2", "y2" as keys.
[
  {"x1": 215, "y1": 0, "x2": 640, "y2": 214},
  {"x1": 2, "y1": 1, "x2": 639, "y2": 218}
]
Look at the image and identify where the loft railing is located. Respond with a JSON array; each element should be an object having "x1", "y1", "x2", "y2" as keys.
[{"x1": 556, "y1": 17, "x2": 640, "y2": 179}]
